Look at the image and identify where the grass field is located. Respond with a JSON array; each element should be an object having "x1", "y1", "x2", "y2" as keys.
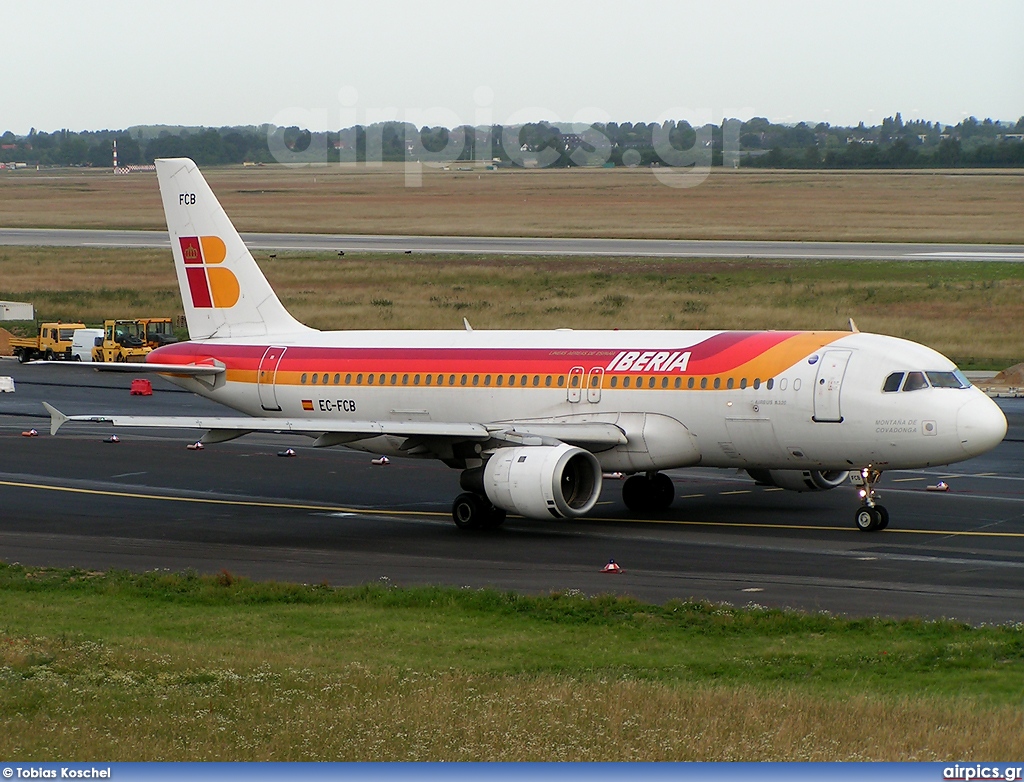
[
  {"x1": 1, "y1": 165, "x2": 1022, "y2": 242},
  {"x1": 1, "y1": 565, "x2": 1022, "y2": 761},
  {"x1": 1, "y1": 246, "x2": 1023, "y2": 367}
]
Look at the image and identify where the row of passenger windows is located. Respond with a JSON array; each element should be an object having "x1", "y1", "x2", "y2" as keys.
[
  {"x1": 298, "y1": 372, "x2": 778, "y2": 390},
  {"x1": 882, "y1": 370, "x2": 971, "y2": 393}
]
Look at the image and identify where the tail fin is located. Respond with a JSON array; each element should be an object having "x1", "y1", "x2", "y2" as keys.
[{"x1": 155, "y1": 158, "x2": 313, "y2": 340}]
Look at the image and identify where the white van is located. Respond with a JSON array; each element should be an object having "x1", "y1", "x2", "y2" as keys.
[{"x1": 71, "y1": 328, "x2": 104, "y2": 362}]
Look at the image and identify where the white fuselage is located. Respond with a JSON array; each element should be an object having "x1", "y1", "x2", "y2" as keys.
[{"x1": 150, "y1": 327, "x2": 1007, "y2": 474}]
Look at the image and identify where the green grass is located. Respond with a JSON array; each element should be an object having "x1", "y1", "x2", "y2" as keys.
[{"x1": 1, "y1": 564, "x2": 1022, "y2": 760}]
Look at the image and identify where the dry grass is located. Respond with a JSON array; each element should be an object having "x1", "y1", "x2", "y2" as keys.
[
  {"x1": 4, "y1": 661, "x2": 1020, "y2": 760},
  {"x1": 1, "y1": 247, "x2": 1022, "y2": 365},
  {"x1": 1, "y1": 165, "x2": 1022, "y2": 242}
]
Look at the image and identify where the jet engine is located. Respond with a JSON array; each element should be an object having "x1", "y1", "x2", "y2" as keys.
[
  {"x1": 482, "y1": 444, "x2": 603, "y2": 519},
  {"x1": 746, "y1": 469, "x2": 849, "y2": 492}
]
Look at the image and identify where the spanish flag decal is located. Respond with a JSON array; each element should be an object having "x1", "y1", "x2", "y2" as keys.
[{"x1": 301, "y1": 400, "x2": 314, "y2": 411}]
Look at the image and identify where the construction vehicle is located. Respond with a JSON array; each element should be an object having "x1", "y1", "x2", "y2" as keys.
[
  {"x1": 10, "y1": 322, "x2": 87, "y2": 362},
  {"x1": 138, "y1": 317, "x2": 179, "y2": 349},
  {"x1": 93, "y1": 319, "x2": 152, "y2": 363}
]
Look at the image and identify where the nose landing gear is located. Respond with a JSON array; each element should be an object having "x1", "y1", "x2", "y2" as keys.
[{"x1": 851, "y1": 466, "x2": 888, "y2": 531}]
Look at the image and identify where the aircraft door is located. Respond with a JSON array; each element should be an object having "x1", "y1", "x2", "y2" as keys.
[
  {"x1": 812, "y1": 349, "x2": 852, "y2": 423},
  {"x1": 258, "y1": 346, "x2": 288, "y2": 411},
  {"x1": 567, "y1": 366, "x2": 584, "y2": 403},
  {"x1": 586, "y1": 367, "x2": 604, "y2": 403}
]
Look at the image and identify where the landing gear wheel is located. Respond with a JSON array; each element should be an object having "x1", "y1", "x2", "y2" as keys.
[
  {"x1": 452, "y1": 493, "x2": 504, "y2": 530},
  {"x1": 855, "y1": 506, "x2": 882, "y2": 532},
  {"x1": 483, "y1": 506, "x2": 506, "y2": 529},
  {"x1": 622, "y1": 473, "x2": 675, "y2": 513},
  {"x1": 452, "y1": 492, "x2": 485, "y2": 530},
  {"x1": 622, "y1": 475, "x2": 650, "y2": 512},
  {"x1": 650, "y1": 472, "x2": 675, "y2": 510},
  {"x1": 875, "y1": 505, "x2": 889, "y2": 531}
]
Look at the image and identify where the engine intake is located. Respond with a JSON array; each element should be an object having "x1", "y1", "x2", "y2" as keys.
[
  {"x1": 746, "y1": 469, "x2": 849, "y2": 492},
  {"x1": 481, "y1": 444, "x2": 602, "y2": 519}
]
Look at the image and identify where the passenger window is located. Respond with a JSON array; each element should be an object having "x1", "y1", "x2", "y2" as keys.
[
  {"x1": 902, "y1": 371, "x2": 929, "y2": 392},
  {"x1": 882, "y1": 372, "x2": 904, "y2": 393}
]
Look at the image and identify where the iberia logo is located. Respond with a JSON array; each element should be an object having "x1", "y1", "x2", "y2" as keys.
[{"x1": 179, "y1": 236, "x2": 239, "y2": 308}]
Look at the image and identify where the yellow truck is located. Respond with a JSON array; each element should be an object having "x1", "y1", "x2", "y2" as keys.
[
  {"x1": 138, "y1": 317, "x2": 179, "y2": 349},
  {"x1": 10, "y1": 322, "x2": 86, "y2": 362},
  {"x1": 93, "y1": 319, "x2": 153, "y2": 363}
]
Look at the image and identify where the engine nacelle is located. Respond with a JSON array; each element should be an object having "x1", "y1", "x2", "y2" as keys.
[
  {"x1": 482, "y1": 444, "x2": 603, "y2": 519},
  {"x1": 746, "y1": 469, "x2": 849, "y2": 492}
]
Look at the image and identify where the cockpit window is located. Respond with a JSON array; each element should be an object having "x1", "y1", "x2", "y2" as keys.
[
  {"x1": 926, "y1": 370, "x2": 971, "y2": 389},
  {"x1": 902, "y1": 371, "x2": 929, "y2": 392},
  {"x1": 882, "y1": 372, "x2": 904, "y2": 393}
]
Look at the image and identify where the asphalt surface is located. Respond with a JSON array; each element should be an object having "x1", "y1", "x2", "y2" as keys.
[
  {"x1": 2, "y1": 358, "x2": 1023, "y2": 625},
  {"x1": 2, "y1": 227, "x2": 1024, "y2": 260}
]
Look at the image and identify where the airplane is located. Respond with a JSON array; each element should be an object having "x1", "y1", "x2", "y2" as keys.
[{"x1": 43, "y1": 157, "x2": 1008, "y2": 533}]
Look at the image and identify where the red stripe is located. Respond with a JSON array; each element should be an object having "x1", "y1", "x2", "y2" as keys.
[
  {"x1": 149, "y1": 332, "x2": 821, "y2": 374},
  {"x1": 186, "y1": 267, "x2": 213, "y2": 308}
]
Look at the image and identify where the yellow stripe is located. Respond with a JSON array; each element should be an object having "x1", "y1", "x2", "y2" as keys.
[{"x1": 3, "y1": 479, "x2": 1023, "y2": 538}]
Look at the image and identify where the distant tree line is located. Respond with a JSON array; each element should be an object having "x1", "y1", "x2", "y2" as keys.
[{"x1": 2, "y1": 113, "x2": 1022, "y2": 168}]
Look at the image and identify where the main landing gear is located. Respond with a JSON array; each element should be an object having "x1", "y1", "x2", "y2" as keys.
[
  {"x1": 451, "y1": 492, "x2": 507, "y2": 531},
  {"x1": 622, "y1": 472, "x2": 675, "y2": 513},
  {"x1": 851, "y1": 466, "x2": 888, "y2": 532}
]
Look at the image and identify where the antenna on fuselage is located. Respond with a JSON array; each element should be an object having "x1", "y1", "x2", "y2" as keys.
[{"x1": 848, "y1": 318, "x2": 860, "y2": 333}]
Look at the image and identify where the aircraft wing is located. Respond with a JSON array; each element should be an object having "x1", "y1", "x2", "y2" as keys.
[
  {"x1": 29, "y1": 360, "x2": 225, "y2": 377},
  {"x1": 43, "y1": 403, "x2": 628, "y2": 450}
]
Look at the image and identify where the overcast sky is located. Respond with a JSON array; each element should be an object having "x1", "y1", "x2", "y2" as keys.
[{"x1": 2, "y1": 0, "x2": 1021, "y2": 135}]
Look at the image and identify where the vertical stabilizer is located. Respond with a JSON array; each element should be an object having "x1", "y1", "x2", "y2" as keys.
[{"x1": 155, "y1": 158, "x2": 313, "y2": 340}]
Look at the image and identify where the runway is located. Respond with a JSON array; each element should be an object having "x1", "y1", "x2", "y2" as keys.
[
  {"x1": 2, "y1": 227, "x2": 1024, "y2": 261},
  {"x1": 2, "y1": 359, "x2": 1023, "y2": 625}
]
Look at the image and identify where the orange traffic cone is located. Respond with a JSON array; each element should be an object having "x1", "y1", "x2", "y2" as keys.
[{"x1": 601, "y1": 559, "x2": 622, "y2": 574}]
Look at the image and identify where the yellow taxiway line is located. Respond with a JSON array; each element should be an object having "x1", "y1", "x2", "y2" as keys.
[{"x1": 3, "y1": 478, "x2": 1024, "y2": 538}]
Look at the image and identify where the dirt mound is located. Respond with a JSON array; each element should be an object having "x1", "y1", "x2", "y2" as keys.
[
  {"x1": 989, "y1": 362, "x2": 1024, "y2": 387},
  {"x1": 0, "y1": 327, "x2": 12, "y2": 356}
]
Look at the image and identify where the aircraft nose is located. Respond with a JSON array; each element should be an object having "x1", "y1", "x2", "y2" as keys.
[{"x1": 957, "y1": 394, "x2": 1007, "y2": 457}]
